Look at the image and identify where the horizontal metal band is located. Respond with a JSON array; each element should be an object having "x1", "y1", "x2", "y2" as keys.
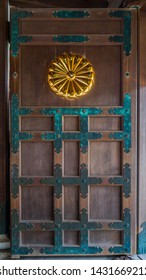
[
  {"x1": 53, "y1": 35, "x2": 89, "y2": 43},
  {"x1": 53, "y1": 10, "x2": 90, "y2": 18}
]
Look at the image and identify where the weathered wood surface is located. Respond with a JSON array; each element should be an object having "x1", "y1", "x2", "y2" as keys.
[{"x1": 0, "y1": 0, "x2": 8, "y2": 236}]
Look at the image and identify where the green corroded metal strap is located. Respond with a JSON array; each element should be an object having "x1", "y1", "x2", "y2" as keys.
[
  {"x1": 12, "y1": 164, "x2": 33, "y2": 198},
  {"x1": 80, "y1": 115, "x2": 88, "y2": 153},
  {"x1": 53, "y1": 35, "x2": 89, "y2": 43},
  {"x1": 137, "y1": 222, "x2": 146, "y2": 254},
  {"x1": 41, "y1": 222, "x2": 55, "y2": 231},
  {"x1": 109, "y1": 35, "x2": 123, "y2": 44},
  {"x1": 54, "y1": 164, "x2": 62, "y2": 198},
  {"x1": 11, "y1": 10, "x2": 32, "y2": 56},
  {"x1": 41, "y1": 107, "x2": 103, "y2": 116},
  {"x1": 19, "y1": 108, "x2": 33, "y2": 115},
  {"x1": 19, "y1": 132, "x2": 33, "y2": 141},
  {"x1": 11, "y1": 209, "x2": 19, "y2": 255},
  {"x1": 11, "y1": 94, "x2": 33, "y2": 153},
  {"x1": 12, "y1": 165, "x2": 19, "y2": 199},
  {"x1": 109, "y1": 208, "x2": 131, "y2": 254},
  {"x1": 109, "y1": 94, "x2": 131, "y2": 153},
  {"x1": 108, "y1": 107, "x2": 124, "y2": 115},
  {"x1": 109, "y1": 163, "x2": 131, "y2": 198},
  {"x1": 109, "y1": 176, "x2": 123, "y2": 185},
  {"x1": 108, "y1": 221, "x2": 124, "y2": 230},
  {"x1": 123, "y1": 163, "x2": 131, "y2": 198},
  {"x1": 80, "y1": 164, "x2": 88, "y2": 198},
  {"x1": 53, "y1": 10, "x2": 89, "y2": 18},
  {"x1": 11, "y1": 94, "x2": 19, "y2": 153},
  {"x1": 11, "y1": 209, "x2": 34, "y2": 255},
  {"x1": 40, "y1": 245, "x2": 102, "y2": 255},
  {"x1": 79, "y1": 114, "x2": 102, "y2": 153},
  {"x1": 109, "y1": 132, "x2": 124, "y2": 140},
  {"x1": 109, "y1": 208, "x2": 130, "y2": 230},
  {"x1": 54, "y1": 112, "x2": 62, "y2": 153},
  {"x1": 123, "y1": 94, "x2": 131, "y2": 153},
  {"x1": 109, "y1": 10, "x2": 131, "y2": 56},
  {"x1": 123, "y1": 208, "x2": 131, "y2": 253},
  {"x1": 80, "y1": 164, "x2": 102, "y2": 198},
  {"x1": 80, "y1": 208, "x2": 88, "y2": 252}
]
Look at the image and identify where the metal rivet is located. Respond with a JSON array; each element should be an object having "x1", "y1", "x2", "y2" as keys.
[
  {"x1": 125, "y1": 72, "x2": 130, "y2": 78},
  {"x1": 125, "y1": 134, "x2": 129, "y2": 138},
  {"x1": 13, "y1": 72, "x2": 18, "y2": 79}
]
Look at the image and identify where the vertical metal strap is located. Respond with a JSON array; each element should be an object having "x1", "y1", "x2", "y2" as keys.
[{"x1": 123, "y1": 94, "x2": 131, "y2": 153}]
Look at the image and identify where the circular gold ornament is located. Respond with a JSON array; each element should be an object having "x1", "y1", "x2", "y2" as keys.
[{"x1": 48, "y1": 53, "x2": 95, "y2": 99}]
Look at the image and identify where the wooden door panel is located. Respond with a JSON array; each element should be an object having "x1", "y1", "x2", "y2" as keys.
[
  {"x1": 21, "y1": 231, "x2": 54, "y2": 246},
  {"x1": 21, "y1": 142, "x2": 54, "y2": 176},
  {"x1": 89, "y1": 230, "x2": 122, "y2": 245},
  {"x1": 20, "y1": 20, "x2": 122, "y2": 35},
  {"x1": 21, "y1": 117, "x2": 54, "y2": 131},
  {"x1": 63, "y1": 185, "x2": 79, "y2": 220},
  {"x1": 21, "y1": 45, "x2": 121, "y2": 106},
  {"x1": 89, "y1": 142, "x2": 121, "y2": 175},
  {"x1": 10, "y1": 8, "x2": 137, "y2": 257},
  {"x1": 89, "y1": 185, "x2": 121, "y2": 220},
  {"x1": 21, "y1": 186, "x2": 54, "y2": 220},
  {"x1": 89, "y1": 117, "x2": 121, "y2": 131}
]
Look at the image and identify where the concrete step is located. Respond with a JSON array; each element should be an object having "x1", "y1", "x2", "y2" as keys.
[
  {"x1": 0, "y1": 235, "x2": 10, "y2": 250},
  {"x1": 0, "y1": 250, "x2": 10, "y2": 260}
]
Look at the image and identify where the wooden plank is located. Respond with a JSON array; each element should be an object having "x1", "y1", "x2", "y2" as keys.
[
  {"x1": 137, "y1": 9, "x2": 146, "y2": 254},
  {"x1": 122, "y1": 9, "x2": 137, "y2": 254},
  {"x1": 9, "y1": 0, "x2": 108, "y2": 8},
  {"x1": 0, "y1": 0, "x2": 8, "y2": 236}
]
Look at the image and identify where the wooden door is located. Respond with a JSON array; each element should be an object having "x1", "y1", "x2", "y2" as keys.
[{"x1": 10, "y1": 8, "x2": 137, "y2": 257}]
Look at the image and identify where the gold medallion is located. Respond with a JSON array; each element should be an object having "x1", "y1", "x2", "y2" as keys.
[{"x1": 48, "y1": 53, "x2": 95, "y2": 99}]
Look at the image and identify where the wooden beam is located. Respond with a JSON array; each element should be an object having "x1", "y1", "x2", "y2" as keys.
[
  {"x1": 108, "y1": 0, "x2": 123, "y2": 7},
  {"x1": 123, "y1": 0, "x2": 146, "y2": 9},
  {"x1": 137, "y1": 6, "x2": 146, "y2": 254},
  {"x1": 9, "y1": 0, "x2": 108, "y2": 8},
  {"x1": 0, "y1": 0, "x2": 9, "y2": 236}
]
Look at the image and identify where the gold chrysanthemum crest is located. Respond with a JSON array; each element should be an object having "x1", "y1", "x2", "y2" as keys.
[{"x1": 48, "y1": 53, "x2": 95, "y2": 99}]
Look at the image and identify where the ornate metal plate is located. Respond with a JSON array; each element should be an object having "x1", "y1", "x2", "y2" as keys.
[{"x1": 48, "y1": 53, "x2": 94, "y2": 99}]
